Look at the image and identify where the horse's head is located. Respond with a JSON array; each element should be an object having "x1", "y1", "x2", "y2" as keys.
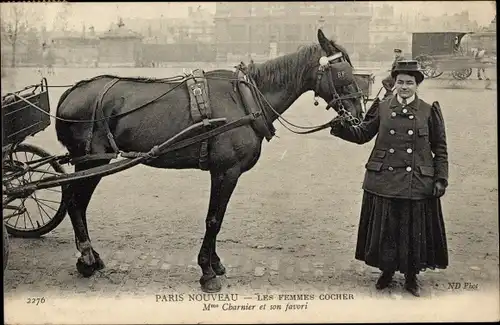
[{"x1": 312, "y1": 29, "x2": 364, "y2": 125}]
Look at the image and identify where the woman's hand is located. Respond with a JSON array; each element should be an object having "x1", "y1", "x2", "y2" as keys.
[
  {"x1": 329, "y1": 116, "x2": 344, "y2": 136},
  {"x1": 433, "y1": 180, "x2": 446, "y2": 197}
]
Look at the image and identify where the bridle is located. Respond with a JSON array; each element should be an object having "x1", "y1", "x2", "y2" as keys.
[
  {"x1": 230, "y1": 51, "x2": 366, "y2": 136},
  {"x1": 312, "y1": 52, "x2": 364, "y2": 126}
]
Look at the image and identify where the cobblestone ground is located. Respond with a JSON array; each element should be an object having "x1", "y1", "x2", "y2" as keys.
[{"x1": 2, "y1": 68, "x2": 498, "y2": 305}]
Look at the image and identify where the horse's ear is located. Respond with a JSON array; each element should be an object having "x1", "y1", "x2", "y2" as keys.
[
  {"x1": 317, "y1": 29, "x2": 327, "y2": 44},
  {"x1": 317, "y1": 29, "x2": 332, "y2": 54}
]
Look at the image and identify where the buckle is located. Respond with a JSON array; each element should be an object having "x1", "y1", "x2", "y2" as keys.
[
  {"x1": 193, "y1": 87, "x2": 202, "y2": 96},
  {"x1": 252, "y1": 111, "x2": 262, "y2": 119}
]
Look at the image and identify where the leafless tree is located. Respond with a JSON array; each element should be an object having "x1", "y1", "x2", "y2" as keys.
[
  {"x1": 0, "y1": 3, "x2": 38, "y2": 68},
  {"x1": 52, "y1": 2, "x2": 72, "y2": 33}
]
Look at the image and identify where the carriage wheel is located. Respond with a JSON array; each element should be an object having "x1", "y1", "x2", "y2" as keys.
[
  {"x1": 3, "y1": 222, "x2": 8, "y2": 271},
  {"x1": 415, "y1": 55, "x2": 443, "y2": 78},
  {"x1": 3, "y1": 143, "x2": 68, "y2": 238},
  {"x1": 451, "y1": 68, "x2": 472, "y2": 80}
]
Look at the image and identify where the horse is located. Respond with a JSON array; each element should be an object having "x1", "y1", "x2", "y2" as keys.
[{"x1": 54, "y1": 29, "x2": 365, "y2": 293}]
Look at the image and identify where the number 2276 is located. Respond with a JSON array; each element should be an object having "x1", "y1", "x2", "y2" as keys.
[{"x1": 26, "y1": 297, "x2": 46, "y2": 305}]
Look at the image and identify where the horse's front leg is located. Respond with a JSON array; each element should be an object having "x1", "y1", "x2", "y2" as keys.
[{"x1": 198, "y1": 167, "x2": 240, "y2": 292}]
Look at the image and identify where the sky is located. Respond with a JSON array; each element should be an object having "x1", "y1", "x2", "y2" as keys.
[
  {"x1": 1, "y1": 1, "x2": 496, "y2": 31},
  {"x1": 390, "y1": 1, "x2": 495, "y2": 23}
]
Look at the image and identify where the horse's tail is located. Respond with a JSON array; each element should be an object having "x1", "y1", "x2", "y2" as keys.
[{"x1": 55, "y1": 85, "x2": 80, "y2": 154}]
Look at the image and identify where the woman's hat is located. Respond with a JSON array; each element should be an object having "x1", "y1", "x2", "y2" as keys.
[
  {"x1": 391, "y1": 60, "x2": 425, "y2": 83},
  {"x1": 394, "y1": 48, "x2": 402, "y2": 53}
]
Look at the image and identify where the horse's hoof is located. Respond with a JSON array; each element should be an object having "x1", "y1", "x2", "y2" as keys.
[
  {"x1": 94, "y1": 256, "x2": 105, "y2": 271},
  {"x1": 201, "y1": 277, "x2": 222, "y2": 293},
  {"x1": 76, "y1": 258, "x2": 95, "y2": 277},
  {"x1": 212, "y1": 261, "x2": 226, "y2": 276}
]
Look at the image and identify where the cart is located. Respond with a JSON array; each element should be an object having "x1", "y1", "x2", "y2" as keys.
[
  {"x1": 353, "y1": 71, "x2": 378, "y2": 112},
  {"x1": 411, "y1": 31, "x2": 496, "y2": 80},
  {"x1": 2, "y1": 79, "x2": 72, "y2": 269}
]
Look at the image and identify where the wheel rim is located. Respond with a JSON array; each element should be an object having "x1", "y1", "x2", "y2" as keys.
[
  {"x1": 452, "y1": 68, "x2": 472, "y2": 80},
  {"x1": 419, "y1": 58, "x2": 440, "y2": 78},
  {"x1": 3, "y1": 149, "x2": 63, "y2": 233}
]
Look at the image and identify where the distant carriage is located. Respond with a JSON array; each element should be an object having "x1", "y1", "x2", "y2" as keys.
[{"x1": 411, "y1": 31, "x2": 497, "y2": 80}]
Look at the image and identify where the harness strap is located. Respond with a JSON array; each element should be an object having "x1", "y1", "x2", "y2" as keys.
[
  {"x1": 155, "y1": 113, "x2": 258, "y2": 157},
  {"x1": 184, "y1": 69, "x2": 213, "y2": 170},
  {"x1": 94, "y1": 114, "x2": 257, "y2": 161},
  {"x1": 85, "y1": 78, "x2": 121, "y2": 154},
  {"x1": 314, "y1": 68, "x2": 325, "y2": 104}
]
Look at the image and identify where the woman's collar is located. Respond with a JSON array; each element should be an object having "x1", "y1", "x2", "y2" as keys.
[{"x1": 396, "y1": 93, "x2": 416, "y2": 105}]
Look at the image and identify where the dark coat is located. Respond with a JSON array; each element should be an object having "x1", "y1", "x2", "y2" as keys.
[{"x1": 331, "y1": 95, "x2": 449, "y2": 200}]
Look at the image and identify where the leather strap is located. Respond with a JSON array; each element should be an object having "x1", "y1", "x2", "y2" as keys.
[{"x1": 85, "y1": 78, "x2": 120, "y2": 154}]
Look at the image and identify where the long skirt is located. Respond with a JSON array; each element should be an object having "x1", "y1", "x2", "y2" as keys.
[{"x1": 355, "y1": 191, "x2": 449, "y2": 274}]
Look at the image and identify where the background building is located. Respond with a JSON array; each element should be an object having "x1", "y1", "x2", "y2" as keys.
[
  {"x1": 123, "y1": 6, "x2": 216, "y2": 64},
  {"x1": 1, "y1": 3, "x2": 494, "y2": 68},
  {"x1": 50, "y1": 29, "x2": 99, "y2": 67},
  {"x1": 214, "y1": 2, "x2": 371, "y2": 63},
  {"x1": 97, "y1": 18, "x2": 143, "y2": 67}
]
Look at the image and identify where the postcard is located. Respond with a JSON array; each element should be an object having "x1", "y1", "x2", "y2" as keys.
[{"x1": 2, "y1": 1, "x2": 498, "y2": 324}]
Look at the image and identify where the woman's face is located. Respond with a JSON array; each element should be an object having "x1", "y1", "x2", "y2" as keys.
[{"x1": 395, "y1": 74, "x2": 418, "y2": 98}]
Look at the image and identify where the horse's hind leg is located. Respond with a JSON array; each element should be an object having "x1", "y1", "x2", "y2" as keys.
[
  {"x1": 198, "y1": 167, "x2": 241, "y2": 292},
  {"x1": 65, "y1": 159, "x2": 110, "y2": 277}
]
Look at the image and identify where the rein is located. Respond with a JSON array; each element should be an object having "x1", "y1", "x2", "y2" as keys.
[
  {"x1": 8, "y1": 53, "x2": 364, "y2": 136},
  {"x1": 232, "y1": 51, "x2": 364, "y2": 135}
]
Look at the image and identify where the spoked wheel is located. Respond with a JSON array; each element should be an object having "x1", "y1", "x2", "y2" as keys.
[
  {"x1": 451, "y1": 68, "x2": 473, "y2": 80},
  {"x1": 416, "y1": 55, "x2": 443, "y2": 78},
  {"x1": 2, "y1": 143, "x2": 68, "y2": 238}
]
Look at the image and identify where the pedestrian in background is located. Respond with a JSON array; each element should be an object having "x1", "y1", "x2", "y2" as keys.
[
  {"x1": 471, "y1": 47, "x2": 492, "y2": 89},
  {"x1": 40, "y1": 41, "x2": 55, "y2": 76},
  {"x1": 329, "y1": 60, "x2": 449, "y2": 297},
  {"x1": 381, "y1": 48, "x2": 406, "y2": 98}
]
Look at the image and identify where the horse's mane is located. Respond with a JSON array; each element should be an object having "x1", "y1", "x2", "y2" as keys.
[
  {"x1": 247, "y1": 41, "x2": 354, "y2": 92},
  {"x1": 246, "y1": 44, "x2": 321, "y2": 92}
]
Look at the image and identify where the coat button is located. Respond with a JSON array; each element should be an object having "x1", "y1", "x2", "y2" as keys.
[
  {"x1": 391, "y1": 112, "x2": 396, "y2": 117},
  {"x1": 402, "y1": 108, "x2": 408, "y2": 113},
  {"x1": 406, "y1": 166, "x2": 412, "y2": 172},
  {"x1": 390, "y1": 129, "x2": 395, "y2": 134},
  {"x1": 408, "y1": 129, "x2": 414, "y2": 135},
  {"x1": 409, "y1": 115, "x2": 414, "y2": 120},
  {"x1": 388, "y1": 166, "x2": 394, "y2": 171},
  {"x1": 407, "y1": 148, "x2": 413, "y2": 153},
  {"x1": 389, "y1": 148, "x2": 395, "y2": 153}
]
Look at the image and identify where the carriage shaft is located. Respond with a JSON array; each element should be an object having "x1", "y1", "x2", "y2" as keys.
[{"x1": 3, "y1": 115, "x2": 256, "y2": 200}]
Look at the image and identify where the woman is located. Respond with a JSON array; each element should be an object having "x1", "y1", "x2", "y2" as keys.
[{"x1": 330, "y1": 60, "x2": 449, "y2": 297}]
